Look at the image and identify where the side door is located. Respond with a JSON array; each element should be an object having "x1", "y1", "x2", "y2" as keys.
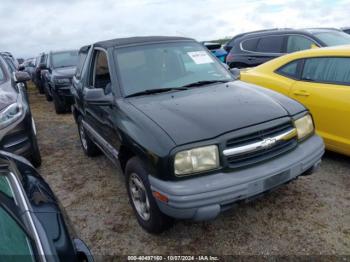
[
  {"x1": 289, "y1": 57, "x2": 350, "y2": 154},
  {"x1": 83, "y1": 48, "x2": 119, "y2": 160}
]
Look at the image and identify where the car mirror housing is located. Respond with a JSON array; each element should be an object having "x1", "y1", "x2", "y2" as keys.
[
  {"x1": 230, "y1": 68, "x2": 241, "y2": 80},
  {"x1": 18, "y1": 65, "x2": 25, "y2": 71},
  {"x1": 84, "y1": 88, "x2": 114, "y2": 106},
  {"x1": 14, "y1": 71, "x2": 31, "y2": 83}
]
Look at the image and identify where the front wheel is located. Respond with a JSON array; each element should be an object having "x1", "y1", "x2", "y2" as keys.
[
  {"x1": 44, "y1": 83, "x2": 53, "y2": 101},
  {"x1": 77, "y1": 117, "x2": 100, "y2": 157},
  {"x1": 52, "y1": 90, "x2": 68, "y2": 114},
  {"x1": 28, "y1": 120, "x2": 41, "y2": 167},
  {"x1": 126, "y1": 156, "x2": 173, "y2": 234}
]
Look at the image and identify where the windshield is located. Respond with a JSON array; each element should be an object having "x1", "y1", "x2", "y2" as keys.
[
  {"x1": 51, "y1": 51, "x2": 78, "y2": 69},
  {"x1": 114, "y1": 42, "x2": 233, "y2": 96},
  {"x1": 313, "y1": 31, "x2": 350, "y2": 46}
]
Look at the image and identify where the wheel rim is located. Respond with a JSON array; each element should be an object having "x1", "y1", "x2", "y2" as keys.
[
  {"x1": 129, "y1": 173, "x2": 150, "y2": 221},
  {"x1": 79, "y1": 124, "x2": 88, "y2": 150}
]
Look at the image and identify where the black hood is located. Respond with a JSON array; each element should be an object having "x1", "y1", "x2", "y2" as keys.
[
  {"x1": 52, "y1": 66, "x2": 76, "y2": 78},
  {"x1": 128, "y1": 81, "x2": 305, "y2": 145}
]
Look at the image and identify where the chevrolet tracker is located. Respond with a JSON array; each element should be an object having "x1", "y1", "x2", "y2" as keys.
[{"x1": 71, "y1": 36, "x2": 325, "y2": 233}]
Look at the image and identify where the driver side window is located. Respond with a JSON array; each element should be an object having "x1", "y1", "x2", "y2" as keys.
[{"x1": 92, "y1": 50, "x2": 111, "y2": 93}]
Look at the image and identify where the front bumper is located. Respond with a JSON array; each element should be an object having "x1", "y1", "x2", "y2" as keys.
[
  {"x1": 56, "y1": 85, "x2": 73, "y2": 97},
  {"x1": 149, "y1": 135, "x2": 324, "y2": 221},
  {"x1": 0, "y1": 116, "x2": 33, "y2": 158},
  {"x1": 55, "y1": 85, "x2": 74, "y2": 105}
]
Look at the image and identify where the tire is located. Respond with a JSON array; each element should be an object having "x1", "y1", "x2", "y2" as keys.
[
  {"x1": 77, "y1": 117, "x2": 100, "y2": 157},
  {"x1": 44, "y1": 83, "x2": 53, "y2": 101},
  {"x1": 52, "y1": 90, "x2": 67, "y2": 114},
  {"x1": 125, "y1": 156, "x2": 173, "y2": 234},
  {"x1": 28, "y1": 124, "x2": 42, "y2": 167},
  {"x1": 38, "y1": 83, "x2": 44, "y2": 94}
]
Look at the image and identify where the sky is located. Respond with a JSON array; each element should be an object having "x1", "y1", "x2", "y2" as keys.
[{"x1": 0, "y1": 0, "x2": 349, "y2": 58}]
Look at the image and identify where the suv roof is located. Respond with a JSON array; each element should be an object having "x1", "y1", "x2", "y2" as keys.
[
  {"x1": 94, "y1": 36, "x2": 194, "y2": 49},
  {"x1": 230, "y1": 27, "x2": 341, "y2": 42}
]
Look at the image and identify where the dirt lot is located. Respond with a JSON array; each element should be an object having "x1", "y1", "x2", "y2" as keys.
[{"x1": 28, "y1": 86, "x2": 349, "y2": 256}]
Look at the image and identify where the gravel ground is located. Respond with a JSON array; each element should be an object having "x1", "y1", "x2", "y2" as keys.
[{"x1": 28, "y1": 86, "x2": 349, "y2": 257}]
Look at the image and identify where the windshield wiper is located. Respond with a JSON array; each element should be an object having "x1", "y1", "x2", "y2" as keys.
[
  {"x1": 125, "y1": 87, "x2": 188, "y2": 98},
  {"x1": 181, "y1": 80, "x2": 230, "y2": 88}
]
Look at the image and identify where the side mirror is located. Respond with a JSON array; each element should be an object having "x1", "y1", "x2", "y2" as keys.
[
  {"x1": 18, "y1": 64, "x2": 25, "y2": 71},
  {"x1": 221, "y1": 62, "x2": 229, "y2": 70},
  {"x1": 230, "y1": 68, "x2": 241, "y2": 80},
  {"x1": 310, "y1": 43, "x2": 319, "y2": 49},
  {"x1": 14, "y1": 71, "x2": 31, "y2": 83},
  {"x1": 84, "y1": 88, "x2": 114, "y2": 105}
]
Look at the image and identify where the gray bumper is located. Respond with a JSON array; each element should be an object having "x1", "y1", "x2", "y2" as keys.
[{"x1": 149, "y1": 135, "x2": 324, "y2": 221}]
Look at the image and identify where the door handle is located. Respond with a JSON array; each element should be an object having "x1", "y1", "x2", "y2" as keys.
[{"x1": 293, "y1": 90, "x2": 310, "y2": 97}]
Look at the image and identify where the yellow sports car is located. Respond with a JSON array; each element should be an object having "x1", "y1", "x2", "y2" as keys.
[{"x1": 240, "y1": 46, "x2": 350, "y2": 156}]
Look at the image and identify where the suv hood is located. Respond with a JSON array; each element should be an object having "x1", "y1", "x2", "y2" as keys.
[
  {"x1": 52, "y1": 66, "x2": 76, "y2": 78},
  {"x1": 128, "y1": 81, "x2": 305, "y2": 145}
]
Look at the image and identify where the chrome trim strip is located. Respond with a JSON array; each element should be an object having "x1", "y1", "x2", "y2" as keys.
[
  {"x1": 8, "y1": 172, "x2": 46, "y2": 261},
  {"x1": 82, "y1": 120, "x2": 119, "y2": 159},
  {"x1": 3, "y1": 136, "x2": 29, "y2": 148},
  {"x1": 223, "y1": 128, "x2": 297, "y2": 157}
]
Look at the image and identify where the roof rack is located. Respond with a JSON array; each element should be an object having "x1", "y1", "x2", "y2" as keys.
[
  {"x1": 302, "y1": 27, "x2": 341, "y2": 31},
  {"x1": 231, "y1": 28, "x2": 294, "y2": 39}
]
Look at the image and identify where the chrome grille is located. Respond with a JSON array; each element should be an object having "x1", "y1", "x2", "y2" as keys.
[{"x1": 224, "y1": 122, "x2": 297, "y2": 168}]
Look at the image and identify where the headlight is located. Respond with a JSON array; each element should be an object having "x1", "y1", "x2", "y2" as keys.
[
  {"x1": 0, "y1": 103, "x2": 24, "y2": 130},
  {"x1": 55, "y1": 78, "x2": 70, "y2": 84},
  {"x1": 174, "y1": 145, "x2": 219, "y2": 176},
  {"x1": 294, "y1": 114, "x2": 314, "y2": 140}
]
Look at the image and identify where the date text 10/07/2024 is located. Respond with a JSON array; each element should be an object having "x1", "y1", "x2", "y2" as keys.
[{"x1": 127, "y1": 255, "x2": 220, "y2": 261}]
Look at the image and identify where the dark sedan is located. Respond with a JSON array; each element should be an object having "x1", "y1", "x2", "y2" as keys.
[
  {"x1": 0, "y1": 55, "x2": 41, "y2": 167},
  {"x1": 0, "y1": 151, "x2": 93, "y2": 261}
]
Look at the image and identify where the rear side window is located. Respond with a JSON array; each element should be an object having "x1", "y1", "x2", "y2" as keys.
[
  {"x1": 92, "y1": 50, "x2": 111, "y2": 92},
  {"x1": 256, "y1": 36, "x2": 284, "y2": 53},
  {"x1": 302, "y1": 57, "x2": 350, "y2": 85},
  {"x1": 39, "y1": 54, "x2": 46, "y2": 64},
  {"x1": 276, "y1": 60, "x2": 299, "y2": 79},
  {"x1": 241, "y1": 38, "x2": 259, "y2": 52},
  {"x1": 76, "y1": 51, "x2": 89, "y2": 79},
  {"x1": 287, "y1": 35, "x2": 316, "y2": 53}
]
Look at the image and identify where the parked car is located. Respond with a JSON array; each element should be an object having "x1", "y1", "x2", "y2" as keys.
[
  {"x1": 201, "y1": 42, "x2": 227, "y2": 62},
  {"x1": 71, "y1": 36, "x2": 324, "y2": 233},
  {"x1": 0, "y1": 151, "x2": 93, "y2": 261},
  {"x1": 0, "y1": 52, "x2": 19, "y2": 73},
  {"x1": 19, "y1": 58, "x2": 36, "y2": 80},
  {"x1": 240, "y1": 45, "x2": 350, "y2": 156},
  {"x1": 33, "y1": 53, "x2": 47, "y2": 94},
  {"x1": 0, "y1": 55, "x2": 41, "y2": 167},
  {"x1": 41, "y1": 50, "x2": 78, "y2": 114},
  {"x1": 224, "y1": 28, "x2": 350, "y2": 68}
]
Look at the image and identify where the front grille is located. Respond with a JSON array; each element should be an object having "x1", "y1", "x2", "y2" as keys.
[{"x1": 225, "y1": 122, "x2": 297, "y2": 169}]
